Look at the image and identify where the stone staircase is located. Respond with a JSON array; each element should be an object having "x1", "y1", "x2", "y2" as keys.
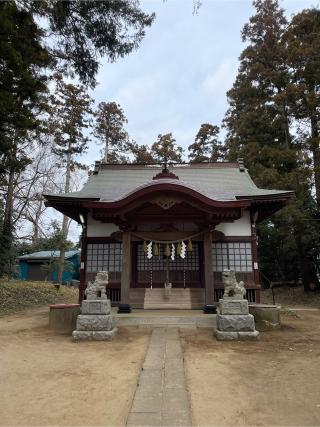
[{"x1": 143, "y1": 288, "x2": 204, "y2": 310}]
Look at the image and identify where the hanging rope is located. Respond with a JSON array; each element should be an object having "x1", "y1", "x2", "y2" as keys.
[{"x1": 132, "y1": 230, "x2": 204, "y2": 244}]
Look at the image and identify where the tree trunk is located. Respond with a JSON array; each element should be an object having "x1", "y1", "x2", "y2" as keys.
[
  {"x1": 104, "y1": 131, "x2": 109, "y2": 163},
  {"x1": 282, "y1": 103, "x2": 291, "y2": 150},
  {"x1": 0, "y1": 166, "x2": 15, "y2": 277},
  {"x1": 32, "y1": 199, "x2": 43, "y2": 244},
  {"x1": 57, "y1": 142, "x2": 72, "y2": 285},
  {"x1": 310, "y1": 109, "x2": 320, "y2": 209},
  {"x1": 295, "y1": 223, "x2": 310, "y2": 292},
  {"x1": 4, "y1": 166, "x2": 15, "y2": 226}
]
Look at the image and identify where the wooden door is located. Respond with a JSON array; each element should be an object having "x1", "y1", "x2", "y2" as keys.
[{"x1": 133, "y1": 241, "x2": 203, "y2": 288}]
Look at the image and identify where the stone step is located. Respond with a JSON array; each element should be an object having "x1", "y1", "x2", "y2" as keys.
[
  {"x1": 144, "y1": 302, "x2": 191, "y2": 310},
  {"x1": 116, "y1": 315, "x2": 216, "y2": 328},
  {"x1": 144, "y1": 299, "x2": 193, "y2": 302}
]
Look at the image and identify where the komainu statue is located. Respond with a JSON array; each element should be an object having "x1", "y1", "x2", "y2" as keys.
[
  {"x1": 85, "y1": 271, "x2": 109, "y2": 300},
  {"x1": 222, "y1": 269, "x2": 246, "y2": 299}
]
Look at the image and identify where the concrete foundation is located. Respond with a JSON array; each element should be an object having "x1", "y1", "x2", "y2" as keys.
[
  {"x1": 49, "y1": 304, "x2": 80, "y2": 334},
  {"x1": 249, "y1": 304, "x2": 281, "y2": 330}
]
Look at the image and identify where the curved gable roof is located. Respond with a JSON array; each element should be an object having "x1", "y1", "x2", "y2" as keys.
[{"x1": 45, "y1": 162, "x2": 293, "y2": 203}]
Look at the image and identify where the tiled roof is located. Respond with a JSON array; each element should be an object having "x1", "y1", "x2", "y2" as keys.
[
  {"x1": 18, "y1": 250, "x2": 79, "y2": 260},
  {"x1": 45, "y1": 163, "x2": 293, "y2": 202}
]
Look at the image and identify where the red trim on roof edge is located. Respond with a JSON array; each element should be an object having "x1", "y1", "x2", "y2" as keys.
[{"x1": 83, "y1": 182, "x2": 251, "y2": 210}]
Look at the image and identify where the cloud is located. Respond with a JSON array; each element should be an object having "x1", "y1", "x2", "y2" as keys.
[
  {"x1": 115, "y1": 74, "x2": 158, "y2": 110},
  {"x1": 202, "y1": 59, "x2": 238, "y2": 95}
]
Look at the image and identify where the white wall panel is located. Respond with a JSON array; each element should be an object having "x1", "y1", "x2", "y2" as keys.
[
  {"x1": 215, "y1": 211, "x2": 251, "y2": 236},
  {"x1": 87, "y1": 213, "x2": 119, "y2": 237}
]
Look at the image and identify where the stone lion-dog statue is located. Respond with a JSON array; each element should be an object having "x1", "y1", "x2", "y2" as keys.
[
  {"x1": 222, "y1": 269, "x2": 246, "y2": 299},
  {"x1": 85, "y1": 271, "x2": 109, "y2": 300}
]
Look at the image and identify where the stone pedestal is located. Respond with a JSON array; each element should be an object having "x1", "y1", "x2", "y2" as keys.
[
  {"x1": 72, "y1": 299, "x2": 117, "y2": 341},
  {"x1": 215, "y1": 298, "x2": 259, "y2": 341}
]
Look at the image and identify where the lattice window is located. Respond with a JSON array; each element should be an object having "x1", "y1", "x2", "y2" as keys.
[
  {"x1": 86, "y1": 243, "x2": 122, "y2": 273},
  {"x1": 212, "y1": 242, "x2": 252, "y2": 272}
]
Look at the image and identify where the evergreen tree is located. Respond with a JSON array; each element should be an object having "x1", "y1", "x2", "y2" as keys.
[
  {"x1": 0, "y1": 2, "x2": 50, "y2": 277},
  {"x1": 127, "y1": 142, "x2": 155, "y2": 164},
  {"x1": 21, "y1": 0, "x2": 155, "y2": 87},
  {"x1": 223, "y1": 0, "x2": 318, "y2": 289},
  {"x1": 94, "y1": 102, "x2": 129, "y2": 163},
  {"x1": 283, "y1": 9, "x2": 320, "y2": 209},
  {"x1": 188, "y1": 124, "x2": 222, "y2": 162},
  {"x1": 224, "y1": 0, "x2": 294, "y2": 185},
  {"x1": 151, "y1": 133, "x2": 184, "y2": 163},
  {"x1": 50, "y1": 76, "x2": 93, "y2": 284}
]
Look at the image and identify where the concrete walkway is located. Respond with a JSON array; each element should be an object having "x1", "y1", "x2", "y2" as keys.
[{"x1": 126, "y1": 328, "x2": 192, "y2": 427}]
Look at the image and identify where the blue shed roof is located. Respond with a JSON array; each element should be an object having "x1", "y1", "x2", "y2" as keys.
[{"x1": 18, "y1": 250, "x2": 79, "y2": 261}]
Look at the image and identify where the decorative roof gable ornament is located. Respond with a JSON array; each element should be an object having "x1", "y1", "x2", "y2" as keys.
[
  {"x1": 153, "y1": 196, "x2": 180, "y2": 210},
  {"x1": 152, "y1": 158, "x2": 179, "y2": 180}
]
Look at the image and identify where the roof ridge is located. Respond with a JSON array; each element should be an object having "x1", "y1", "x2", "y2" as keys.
[{"x1": 97, "y1": 162, "x2": 239, "y2": 170}]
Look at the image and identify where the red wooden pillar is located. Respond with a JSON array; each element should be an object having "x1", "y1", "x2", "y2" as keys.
[
  {"x1": 251, "y1": 214, "x2": 261, "y2": 303},
  {"x1": 78, "y1": 233, "x2": 87, "y2": 304},
  {"x1": 118, "y1": 231, "x2": 132, "y2": 313}
]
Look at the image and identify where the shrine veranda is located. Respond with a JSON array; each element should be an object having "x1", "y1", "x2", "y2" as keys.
[{"x1": 45, "y1": 161, "x2": 293, "y2": 313}]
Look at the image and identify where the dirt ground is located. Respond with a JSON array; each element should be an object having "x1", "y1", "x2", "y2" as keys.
[
  {"x1": 1, "y1": 307, "x2": 320, "y2": 426},
  {"x1": 0, "y1": 307, "x2": 150, "y2": 426},
  {"x1": 181, "y1": 310, "x2": 320, "y2": 426}
]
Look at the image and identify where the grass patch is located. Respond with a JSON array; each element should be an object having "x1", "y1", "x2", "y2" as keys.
[
  {"x1": 261, "y1": 286, "x2": 320, "y2": 308},
  {"x1": 0, "y1": 280, "x2": 78, "y2": 316}
]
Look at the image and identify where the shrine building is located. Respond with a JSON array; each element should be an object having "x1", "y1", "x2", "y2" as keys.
[{"x1": 44, "y1": 161, "x2": 293, "y2": 313}]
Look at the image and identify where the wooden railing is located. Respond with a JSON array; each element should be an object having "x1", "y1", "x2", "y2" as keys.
[{"x1": 106, "y1": 288, "x2": 121, "y2": 305}]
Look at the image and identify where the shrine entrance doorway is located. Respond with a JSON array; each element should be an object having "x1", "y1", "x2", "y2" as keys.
[{"x1": 132, "y1": 241, "x2": 203, "y2": 289}]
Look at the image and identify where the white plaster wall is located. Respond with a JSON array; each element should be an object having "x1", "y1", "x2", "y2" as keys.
[
  {"x1": 215, "y1": 210, "x2": 251, "y2": 236},
  {"x1": 87, "y1": 213, "x2": 119, "y2": 237},
  {"x1": 86, "y1": 211, "x2": 251, "y2": 237}
]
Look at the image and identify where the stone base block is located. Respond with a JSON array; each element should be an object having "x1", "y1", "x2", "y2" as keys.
[
  {"x1": 216, "y1": 314, "x2": 255, "y2": 332},
  {"x1": 215, "y1": 330, "x2": 259, "y2": 341},
  {"x1": 76, "y1": 314, "x2": 114, "y2": 331},
  {"x1": 72, "y1": 328, "x2": 118, "y2": 341},
  {"x1": 81, "y1": 299, "x2": 111, "y2": 315},
  {"x1": 219, "y1": 299, "x2": 249, "y2": 315}
]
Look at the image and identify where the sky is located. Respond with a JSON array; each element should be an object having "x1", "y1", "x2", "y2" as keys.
[
  {"x1": 84, "y1": 0, "x2": 316, "y2": 166},
  {"x1": 67, "y1": 0, "x2": 316, "y2": 241}
]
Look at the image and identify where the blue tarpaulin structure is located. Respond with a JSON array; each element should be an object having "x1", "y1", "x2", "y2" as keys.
[{"x1": 18, "y1": 250, "x2": 80, "y2": 284}]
